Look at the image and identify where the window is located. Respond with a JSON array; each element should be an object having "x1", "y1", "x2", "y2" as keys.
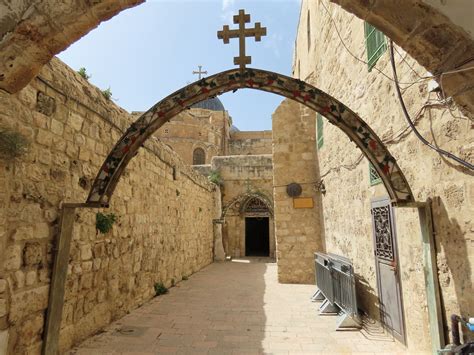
[
  {"x1": 364, "y1": 22, "x2": 386, "y2": 71},
  {"x1": 369, "y1": 162, "x2": 382, "y2": 186},
  {"x1": 307, "y1": 11, "x2": 311, "y2": 51},
  {"x1": 193, "y1": 148, "x2": 205, "y2": 165},
  {"x1": 316, "y1": 113, "x2": 323, "y2": 149},
  {"x1": 164, "y1": 128, "x2": 169, "y2": 134}
]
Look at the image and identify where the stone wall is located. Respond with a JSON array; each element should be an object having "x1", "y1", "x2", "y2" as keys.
[
  {"x1": 294, "y1": 0, "x2": 473, "y2": 350},
  {"x1": 272, "y1": 99, "x2": 324, "y2": 284},
  {"x1": 211, "y1": 155, "x2": 275, "y2": 258},
  {"x1": 137, "y1": 108, "x2": 231, "y2": 165},
  {"x1": 229, "y1": 131, "x2": 272, "y2": 155},
  {"x1": 0, "y1": 57, "x2": 218, "y2": 354}
]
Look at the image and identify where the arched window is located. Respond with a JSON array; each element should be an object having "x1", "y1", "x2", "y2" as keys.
[{"x1": 193, "y1": 148, "x2": 205, "y2": 165}]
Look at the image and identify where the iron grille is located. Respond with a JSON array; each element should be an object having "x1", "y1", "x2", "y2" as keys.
[{"x1": 372, "y1": 205, "x2": 395, "y2": 261}]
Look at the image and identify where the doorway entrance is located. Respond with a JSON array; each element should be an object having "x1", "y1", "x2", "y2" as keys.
[
  {"x1": 371, "y1": 197, "x2": 406, "y2": 344},
  {"x1": 245, "y1": 217, "x2": 270, "y2": 256}
]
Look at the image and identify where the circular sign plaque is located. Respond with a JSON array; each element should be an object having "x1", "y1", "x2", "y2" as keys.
[{"x1": 286, "y1": 182, "x2": 302, "y2": 197}]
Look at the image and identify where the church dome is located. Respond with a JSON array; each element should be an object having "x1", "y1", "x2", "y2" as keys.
[{"x1": 191, "y1": 97, "x2": 225, "y2": 111}]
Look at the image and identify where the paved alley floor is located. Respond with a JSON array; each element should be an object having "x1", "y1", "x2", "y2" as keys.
[{"x1": 68, "y1": 258, "x2": 414, "y2": 355}]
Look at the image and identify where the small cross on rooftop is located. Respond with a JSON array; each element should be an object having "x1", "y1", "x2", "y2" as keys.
[{"x1": 192, "y1": 65, "x2": 208, "y2": 80}]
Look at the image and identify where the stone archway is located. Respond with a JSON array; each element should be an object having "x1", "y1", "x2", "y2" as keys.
[
  {"x1": 221, "y1": 192, "x2": 275, "y2": 258},
  {"x1": 87, "y1": 68, "x2": 414, "y2": 206},
  {"x1": 1, "y1": 1, "x2": 472, "y2": 113}
]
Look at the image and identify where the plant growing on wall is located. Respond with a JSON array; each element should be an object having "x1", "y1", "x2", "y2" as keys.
[
  {"x1": 95, "y1": 212, "x2": 116, "y2": 234},
  {"x1": 154, "y1": 282, "x2": 168, "y2": 296},
  {"x1": 208, "y1": 169, "x2": 223, "y2": 186},
  {"x1": 0, "y1": 126, "x2": 29, "y2": 160},
  {"x1": 102, "y1": 87, "x2": 113, "y2": 100},
  {"x1": 77, "y1": 67, "x2": 91, "y2": 80}
]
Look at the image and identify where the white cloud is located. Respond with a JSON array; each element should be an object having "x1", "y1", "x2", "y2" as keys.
[{"x1": 222, "y1": 0, "x2": 235, "y2": 11}]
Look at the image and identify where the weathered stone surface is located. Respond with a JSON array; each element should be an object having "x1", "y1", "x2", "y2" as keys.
[
  {"x1": 9, "y1": 286, "x2": 49, "y2": 324},
  {"x1": 212, "y1": 155, "x2": 275, "y2": 259},
  {"x1": 0, "y1": 0, "x2": 144, "y2": 93},
  {"x1": 23, "y1": 242, "x2": 43, "y2": 266},
  {"x1": 293, "y1": 1, "x2": 473, "y2": 351},
  {"x1": 1, "y1": 57, "x2": 218, "y2": 354},
  {"x1": 36, "y1": 92, "x2": 56, "y2": 116},
  {"x1": 272, "y1": 99, "x2": 323, "y2": 284},
  {"x1": 4, "y1": 245, "x2": 22, "y2": 271}
]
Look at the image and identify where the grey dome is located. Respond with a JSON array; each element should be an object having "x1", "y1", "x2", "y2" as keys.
[
  {"x1": 230, "y1": 125, "x2": 240, "y2": 133},
  {"x1": 191, "y1": 97, "x2": 225, "y2": 111}
]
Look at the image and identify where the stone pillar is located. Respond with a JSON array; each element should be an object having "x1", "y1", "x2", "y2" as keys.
[
  {"x1": 213, "y1": 188, "x2": 226, "y2": 261},
  {"x1": 272, "y1": 99, "x2": 324, "y2": 284}
]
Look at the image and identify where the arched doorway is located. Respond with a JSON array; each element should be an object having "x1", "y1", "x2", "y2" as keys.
[
  {"x1": 221, "y1": 192, "x2": 275, "y2": 258},
  {"x1": 243, "y1": 197, "x2": 271, "y2": 257}
]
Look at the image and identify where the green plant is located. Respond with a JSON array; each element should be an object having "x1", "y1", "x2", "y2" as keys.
[
  {"x1": 77, "y1": 67, "x2": 91, "y2": 80},
  {"x1": 208, "y1": 169, "x2": 223, "y2": 186},
  {"x1": 95, "y1": 212, "x2": 116, "y2": 234},
  {"x1": 102, "y1": 87, "x2": 113, "y2": 100},
  {"x1": 0, "y1": 127, "x2": 29, "y2": 160},
  {"x1": 154, "y1": 282, "x2": 168, "y2": 296}
]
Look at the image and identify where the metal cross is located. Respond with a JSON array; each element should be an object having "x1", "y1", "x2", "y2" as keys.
[
  {"x1": 217, "y1": 9, "x2": 267, "y2": 71},
  {"x1": 192, "y1": 65, "x2": 207, "y2": 80}
]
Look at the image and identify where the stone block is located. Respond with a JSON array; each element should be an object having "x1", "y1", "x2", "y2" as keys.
[
  {"x1": 68, "y1": 112, "x2": 84, "y2": 131},
  {"x1": 80, "y1": 244, "x2": 92, "y2": 261},
  {"x1": 25, "y1": 271, "x2": 37, "y2": 286},
  {"x1": 36, "y1": 129, "x2": 54, "y2": 147},
  {"x1": 4, "y1": 244, "x2": 22, "y2": 271},
  {"x1": 23, "y1": 242, "x2": 43, "y2": 266},
  {"x1": 9, "y1": 286, "x2": 49, "y2": 323},
  {"x1": 36, "y1": 91, "x2": 56, "y2": 116},
  {"x1": 0, "y1": 280, "x2": 6, "y2": 294},
  {"x1": 0, "y1": 299, "x2": 7, "y2": 317},
  {"x1": 13, "y1": 271, "x2": 25, "y2": 289},
  {"x1": 51, "y1": 119, "x2": 64, "y2": 135},
  {"x1": 11, "y1": 226, "x2": 33, "y2": 241}
]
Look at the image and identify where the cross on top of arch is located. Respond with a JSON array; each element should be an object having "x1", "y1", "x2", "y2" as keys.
[{"x1": 217, "y1": 9, "x2": 267, "y2": 71}]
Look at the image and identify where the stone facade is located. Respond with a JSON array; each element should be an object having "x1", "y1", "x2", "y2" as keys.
[
  {"x1": 212, "y1": 155, "x2": 275, "y2": 259},
  {"x1": 272, "y1": 99, "x2": 324, "y2": 284},
  {"x1": 140, "y1": 106, "x2": 231, "y2": 166},
  {"x1": 229, "y1": 131, "x2": 272, "y2": 155},
  {"x1": 293, "y1": 0, "x2": 473, "y2": 351},
  {"x1": 0, "y1": 58, "x2": 218, "y2": 354}
]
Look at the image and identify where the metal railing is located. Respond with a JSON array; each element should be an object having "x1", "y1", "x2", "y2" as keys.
[{"x1": 312, "y1": 252, "x2": 361, "y2": 330}]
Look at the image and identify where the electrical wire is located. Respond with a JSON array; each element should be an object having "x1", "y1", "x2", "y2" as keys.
[
  {"x1": 319, "y1": 0, "x2": 430, "y2": 86},
  {"x1": 389, "y1": 40, "x2": 474, "y2": 171}
]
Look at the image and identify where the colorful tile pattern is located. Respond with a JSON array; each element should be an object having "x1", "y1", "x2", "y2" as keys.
[{"x1": 87, "y1": 68, "x2": 413, "y2": 204}]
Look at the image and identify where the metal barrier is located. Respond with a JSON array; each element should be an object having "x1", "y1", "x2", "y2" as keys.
[{"x1": 312, "y1": 252, "x2": 361, "y2": 330}]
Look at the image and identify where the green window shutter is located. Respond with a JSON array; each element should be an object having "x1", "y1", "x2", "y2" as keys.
[
  {"x1": 317, "y1": 113, "x2": 324, "y2": 149},
  {"x1": 364, "y1": 21, "x2": 387, "y2": 71},
  {"x1": 369, "y1": 162, "x2": 382, "y2": 186}
]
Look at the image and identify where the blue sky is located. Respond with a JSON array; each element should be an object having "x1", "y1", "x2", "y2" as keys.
[{"x1": 58, "y1": 0, "x2": 301, "y2": 131}]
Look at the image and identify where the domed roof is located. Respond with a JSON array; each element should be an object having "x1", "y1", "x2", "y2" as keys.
[
  {"x1": 230, "y1": 125, "x2": 240, "y2": 133},
  {"x1": 191, "y1": 97, "x2": 225, "y2": 111}
]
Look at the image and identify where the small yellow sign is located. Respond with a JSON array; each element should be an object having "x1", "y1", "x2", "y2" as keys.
[{"x1": 293, "y1": 197, "x2": 314, "y2": 209}]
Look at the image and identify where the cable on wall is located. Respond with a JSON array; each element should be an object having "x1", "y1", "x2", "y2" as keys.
[{"x1": 389, "y1": 40, "x2": 474, "y2": 171}]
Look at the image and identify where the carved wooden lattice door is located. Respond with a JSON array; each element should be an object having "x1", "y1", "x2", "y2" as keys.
[{"x1": 371, "y1": 197, "x2": 406, "y2": 344}]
